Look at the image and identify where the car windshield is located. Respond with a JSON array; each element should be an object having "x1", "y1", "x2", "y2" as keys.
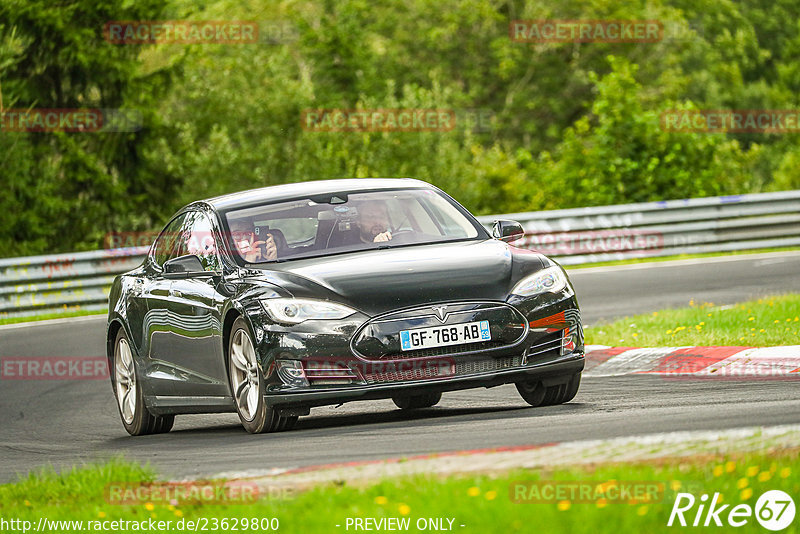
[{"x1": 224, "y1": 188, "x2": 483, "y2": 263}]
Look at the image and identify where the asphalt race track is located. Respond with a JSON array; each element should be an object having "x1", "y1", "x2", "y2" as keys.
[{"x1": 1, "y1": 251, "x2": 799, "y2": 483}]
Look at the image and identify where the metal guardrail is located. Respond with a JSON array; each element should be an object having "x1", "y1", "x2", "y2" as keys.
[
  {"x1": 2, "y1": 190, "x2": 799, "y2": 318},
  {"x1": 477, "y1": 189, "x2": 800, "y2": 265},
  {"x1": 0, "y1": 247, "x2": 149, "y2": 319}
]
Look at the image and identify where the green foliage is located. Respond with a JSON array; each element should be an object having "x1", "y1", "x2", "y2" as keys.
[
  {"x1": 771, "y1": 147, "x2": 800, "y2": 190},
  {"x1": 528, "y1": 57, "x2": 763, "y2": 208},
  {"x1": 1, "y1": 0, "x2": 800, "y2": 255},
  {"x1": 0, "y1": 0, "x2": 174, "y2": 256}
]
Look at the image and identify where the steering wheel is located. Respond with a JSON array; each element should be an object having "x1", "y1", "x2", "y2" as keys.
[
  {"x1": 390, "y1": 214, "x2": 410, "y2": 234},
  {"x1": 388, "y1": 229, "x2": 415, "y2": 243}
]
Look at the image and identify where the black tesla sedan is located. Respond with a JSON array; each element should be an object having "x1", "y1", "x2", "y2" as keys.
[{"x1": 107, "y1": 178, "x2": 584, "y2": 435}]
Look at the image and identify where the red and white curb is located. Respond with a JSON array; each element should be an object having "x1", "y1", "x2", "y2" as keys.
[
  {"x1": 584, "y1": 345, "x2": 800, "y2": 378},
  {"x1": 225, "y1": 424, "x2": 800, "y2": 489}
]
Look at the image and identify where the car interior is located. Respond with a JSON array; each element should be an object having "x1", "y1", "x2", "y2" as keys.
[{"x1": 225, "y1": 190, "x2": 479, "y2": 263}]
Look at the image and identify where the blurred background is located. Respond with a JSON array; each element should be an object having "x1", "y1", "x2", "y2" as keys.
[{"x1": 1, "y1": 0, "x2": 798, "y2": 257}]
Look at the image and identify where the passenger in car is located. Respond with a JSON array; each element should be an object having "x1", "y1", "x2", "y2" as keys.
[
  {"x1": 229, "y1": 219, "x2": 278, "y2": 262},
  {"x1": 262, "y1": 228, "x2": 295, "y2": 257}
]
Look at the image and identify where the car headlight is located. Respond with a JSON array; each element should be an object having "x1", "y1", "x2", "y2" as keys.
[
  {"x1": 510, "y1": 266, "x2": 568, "y2": 297},
  {"x1": 262, "y1": 298, "x2": 357, "y2": 324}
]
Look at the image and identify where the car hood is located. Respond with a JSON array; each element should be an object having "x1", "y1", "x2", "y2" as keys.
[{"x1": 244, "y1": 239, "x2": 546, "y2": 316}]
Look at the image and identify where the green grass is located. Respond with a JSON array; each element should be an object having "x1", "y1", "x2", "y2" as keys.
[
  {"x1": 586, "y1": 294, "x2": 800, "y2": 347},
  {"x1": 565, "y1": 246, "x2": 800, "y2": 270},
  {"x1": 0, "y1": 452, "x2": 797, "y2": 533},
  {"x1": 0, "y1": 308, "x2": 106, "y2": 326}
]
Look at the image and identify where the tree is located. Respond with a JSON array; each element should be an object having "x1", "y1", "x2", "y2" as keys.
[
  {"x1": 527, "y1": 56, "x2": 762, "y2": 208},
  {"x1": 0, "y1": 0, "x2": 175, "y2": 255}
]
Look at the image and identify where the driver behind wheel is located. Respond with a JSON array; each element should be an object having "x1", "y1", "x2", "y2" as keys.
[{"x1": 356, "y1": 200, "x2": 393, "y2": 243}]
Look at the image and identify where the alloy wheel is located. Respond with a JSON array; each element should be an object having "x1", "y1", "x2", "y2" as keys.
[
  {"x1": 230, "y1": 328, "x2": 261, "y2": 421},
  {"x1": 115, "y1": 337, "x2": 136, "y2": 424}
]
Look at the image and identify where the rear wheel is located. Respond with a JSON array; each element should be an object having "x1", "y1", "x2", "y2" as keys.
[
  {"x1": 112, "y1": 328, "x2": 174, "y2": 436},
  {"x1": 228, "y1": 317, "x2": 297, "y2": 433},
  {"x1": 392, "y1": 391, "x2": 442, "y2": 410}
]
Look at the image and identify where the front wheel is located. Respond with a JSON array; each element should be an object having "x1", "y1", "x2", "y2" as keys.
[
  {"x1": 516, "y1": 372, "x2": 581, "y2": 407},
  {"x1": 542, "y1": 372, "x2": 581, "y2": 406},
  {"x1": 392, "y1": 391, "x2": 442, "y2": 410},
  {"x1": 112, "y1": 328, "x2": 174, "y2": 436},
  {"x1": 228, "y1": 317, "x2": 297, "y2": 433},
  {"x1": 515, "y1": 379, "x2": 547, "y2": 407}
]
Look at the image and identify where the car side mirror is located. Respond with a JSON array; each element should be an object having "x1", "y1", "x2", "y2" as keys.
[
  {"x1": 163, "y1": 254, "x2": 214, "y2": 278},
  {"x1": 492, "y1": 220, "x2": 525, "y2": 243}
]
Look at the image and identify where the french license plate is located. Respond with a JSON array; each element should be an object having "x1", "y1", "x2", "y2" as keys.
[{"x1": 400, "y1": 320, "x2": 491, "y2": 351}]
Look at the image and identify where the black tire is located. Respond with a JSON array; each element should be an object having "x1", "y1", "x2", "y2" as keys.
[
  {"x1": 274, "y1": 415, "x2": 299, "y2": 432},
  {"x1": 392, "y1": 391, "x2": 442, "y2": 410},
  {"x1": 515, "y1": 379, "x2": 547, "y2": 407},
  {"x1": 516, "y1": 372, "x2": 581, "y2": 407},
  {"x1": 542, "y1": 372, "x2": 581, "y2": 406},
  {"x1": 112, "y1": 328, "x2": 174, "y2": 436},
  {"x1": 228, "y1": 317, "x2": 297, "y2": 434}
]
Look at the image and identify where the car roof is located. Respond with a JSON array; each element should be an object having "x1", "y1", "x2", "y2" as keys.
[{"x1": 203, "y1": 178, "x2": 433, "y2": 212}]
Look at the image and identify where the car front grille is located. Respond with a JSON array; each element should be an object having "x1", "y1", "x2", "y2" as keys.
[
  {"x1": 364, "y1": 365, "x2": 445, "y2": 384},
  {"x1": 362, "y1": 355, "x2": 525, "y2": 384},
  {"x1": 378, "y1": 340, "x2": 506, "y2": 360},
  {"x1": 455, "y1": 355, "x2": 523, "y2": 375},
  {"x1": 352, "y1": 301, "x2": 527, "y2": 359},
  {"x1": 360, "y1": 330, "x2": 564, "y2": 384}
]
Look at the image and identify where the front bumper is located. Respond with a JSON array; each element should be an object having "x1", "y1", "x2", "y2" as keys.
[
  {"x1": 264, "y1": 353, "x2": 584, "y2": 408},
  {"x1": 253, "y1": 292, "x2": 583, "y2": 409}
]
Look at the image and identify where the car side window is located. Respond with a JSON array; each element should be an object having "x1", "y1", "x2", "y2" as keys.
[
  {"x1": 151, "y1": 213, "x2": 188, "y2": 268},
  {"x1": 174, "y1": 211, "x2": 221, "y2": 272}
]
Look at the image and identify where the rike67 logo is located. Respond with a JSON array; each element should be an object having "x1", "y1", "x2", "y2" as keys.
[{"x1": 668, "y1": 490, "x2": 795, "y2": 531}]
